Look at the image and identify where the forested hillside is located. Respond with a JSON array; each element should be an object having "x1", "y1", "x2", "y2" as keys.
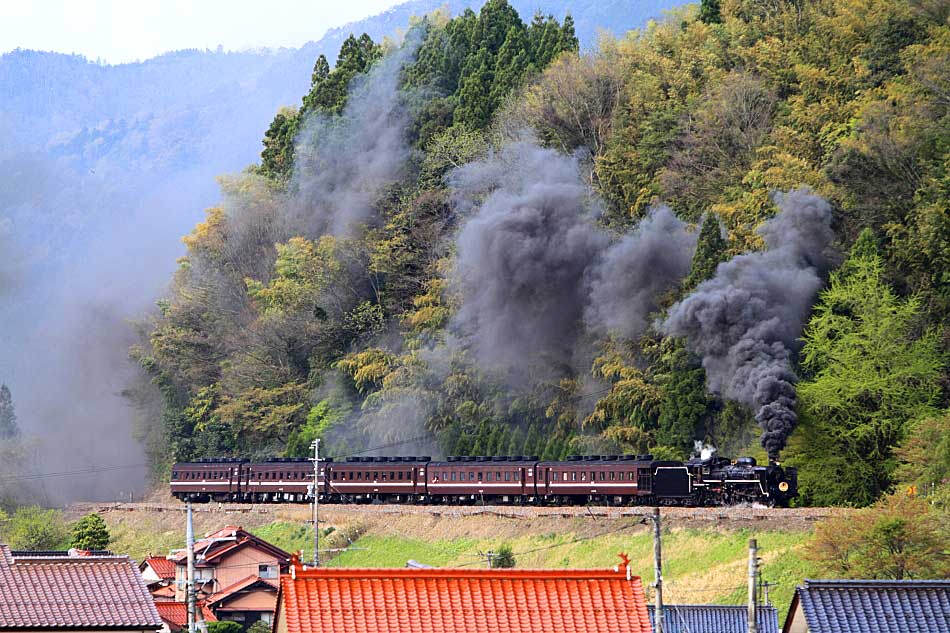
[{"x1": 135, "y1": 0, "x2": 949, "y2": 508}]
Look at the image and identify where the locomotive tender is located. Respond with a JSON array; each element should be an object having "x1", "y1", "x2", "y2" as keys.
[{"x1": 170, "y1": 453, "x2": 797, "y2": 507}]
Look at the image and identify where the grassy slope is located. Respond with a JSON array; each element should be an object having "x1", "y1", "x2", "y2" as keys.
[
  {"x1": 324, "y1": 528, "x2": 814, "y2": 620},
  {"x1": 95, "y1": 504, "x2": 817, "y2": 620}
]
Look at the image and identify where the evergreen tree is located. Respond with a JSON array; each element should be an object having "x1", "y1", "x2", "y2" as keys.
[
  {"x1": 311, "y1": 54, "x2": 330, "y2": 87},
  {"x1": 683, "y1": 213, "x2": 728, "y2": 292},
  {"x1": 454, "y1": 431, "x2": 474, "y2": 456},
  {"x1": 0, "y1": 384, "x2": 18, "y2": 439},
  {"x1": 70, "y1": 513, "x2": 110, "y2": 550},
  {"x1": 559, "y1": 14, "x2": 578, "y2": 52},
  {"x1": 698, "y1": 0, "x2": 723, "y2": 25},
  {"x1": 455, "y1": 47, "x2": 495, "y2": 129},
  {"x1": 506, "y1": 427, "x2": 524, "y2": 456},
  {"x1": 523, "y1": 424, "x2": 542, "y2": 456},
  {"x1": 471, "y1": 434, "x2": 486, "y2": 456},
  {"x1": 655, "y1": 340, "x2": 710, "y2": 455},
  {"x1": 490, "y1": 26, "x2": 532, "y2": 109}
]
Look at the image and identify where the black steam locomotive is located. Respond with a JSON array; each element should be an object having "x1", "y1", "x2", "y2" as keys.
[{"x1": 170, "y1": 453, "x2": 797, "y2": 507}]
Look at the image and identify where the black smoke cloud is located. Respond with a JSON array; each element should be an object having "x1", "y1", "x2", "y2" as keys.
[
  {"x1": 449, "y1": 143, "x2": 610, "y2": 375},
  {"x1": 585, "y1": 206, "x2": 697, "y2": 339},
  {"x1": 448, "y1": 142, "x2": 698, "y2": 378},
  {"x1": 661, "y1": 189, "x2": 835, "y2": 457}
]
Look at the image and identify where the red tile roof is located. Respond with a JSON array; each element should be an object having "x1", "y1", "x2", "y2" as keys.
[
  {"x1": 142, "y1": 555, "x2": 176, "y2": 580},
  {"x1": 151, "y1": 584, "x2": 177, "y2": 600},
  {"x1": 276, "y1": 556, "x2": 652, "y2": 633},
  {"x1": 169, "y1": 525, "x2": 292, "y2": 567},
  {"x1": 206, "y1": 574, "x2": 278, "y2": 607},
  {"x1": 0, "y1": 545, "x2": 162, "y2": 629},
  {"x1": 154, "y1": 602, "x2": 218, "y2": 631}
]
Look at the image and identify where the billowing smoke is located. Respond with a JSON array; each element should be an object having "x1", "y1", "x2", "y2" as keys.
[
  {"x1": 661, "y1": 189, "x2": 835, "y2": 457},
  {"x1": 449, "y1": 142, "x2": 610, "y2": 376},
  {"x1": 585, "y1": 206, "x2": 697, "y2": 339},
  {"x1": 448, "y1": 142, "x2": 701, "y2": 381},
  {"x1": 290, "y1": 33, "x2": 421, "y2": 238}
]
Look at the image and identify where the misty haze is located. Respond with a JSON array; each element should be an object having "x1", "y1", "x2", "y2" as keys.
[{"x1": 1, "y1": 1, "x2": 949, "y2": 621}]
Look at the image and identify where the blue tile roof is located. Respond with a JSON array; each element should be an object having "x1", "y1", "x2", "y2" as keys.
[
  {"x1": 792, "y1": 579, "x2": 950, "y2": 633},
  {"x1": 648, "y1": 604, "x2": 780, "y2": 633}
]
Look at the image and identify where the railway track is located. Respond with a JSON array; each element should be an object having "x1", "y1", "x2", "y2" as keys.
[{"x1": 69, "y1": 500, "x2": 846, "y2": 528}]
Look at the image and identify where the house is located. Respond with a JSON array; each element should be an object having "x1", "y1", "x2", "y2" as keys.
[
  {"x1": 782, "y1": 579, "x2": 950, "y2": 633},
  {"x1": 168, "y1": 525, "x2": 291, "y2": 629},
  {"x1": 154, "y1": 602, "x2": 217, "y2": 633},
  {"x1": 140, "y1": 556, "x2": 177, "y2": 602},
  {"x1": 273, "y1": 553, "x2": 653, "y2": 633},
  {"x1": 649, "y1": 604, "x2": 780, "y2": 633},
  {"x1": 0, "y1": 545, "x2": 162, "y2": 632}
]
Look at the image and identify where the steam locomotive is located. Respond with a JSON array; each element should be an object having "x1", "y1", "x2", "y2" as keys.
[{"x1": 170, "y1": 453, "x2": 797, "y2": 507}]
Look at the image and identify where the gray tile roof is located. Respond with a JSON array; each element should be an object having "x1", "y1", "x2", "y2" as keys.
[
  {"x1": 648, "y1": 604, "x2": 780, "y2": 633},
  {"x1": 0, "y1": 545, "x2": 162, "y2": 629},
  {"x1": 791, "y1": 579, "x2": 950, "y2": 633}
]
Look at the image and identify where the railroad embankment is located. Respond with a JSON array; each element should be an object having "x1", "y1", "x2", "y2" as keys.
[{"x1": 68, "y1": 494, "x2": 851, "y2": 619}]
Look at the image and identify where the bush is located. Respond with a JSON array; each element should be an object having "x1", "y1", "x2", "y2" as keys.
[
  {"x1": 492, "y1": 544, "x2": 516, "y2": 569},
  {"x1": 70, "y1": 513, "x2": 110, "y2": 550},
  {"x1": 2, "y1": 506, "x2": 69, "y2": 551},
  {"x1": 246, "y1": 622, "x2": 272, "y2": 633},
  {"x1": 206, "y1": 622, "x2": 243, "y2": 633},
  {"x1": 808, "y1": 493, "x2": 950, "y2": 580}
]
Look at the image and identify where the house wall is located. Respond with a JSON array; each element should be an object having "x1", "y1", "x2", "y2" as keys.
[
  {"x1": 215, "y1": 547, "x2": 281, "y2": 590},
  {"x1": 141, "y1": 565, "x2": 161, "y2": 582},
  {"x1": 216, "y1": 588, "x2": 277, "y2": 611}
]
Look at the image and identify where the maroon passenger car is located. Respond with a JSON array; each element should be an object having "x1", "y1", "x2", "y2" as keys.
[
  {"x1": 427, "y1": 456, "x2": 538, "y2": 503},
  {"x1": 325, "y1": 456, "x2": 427, "y2": 502}
]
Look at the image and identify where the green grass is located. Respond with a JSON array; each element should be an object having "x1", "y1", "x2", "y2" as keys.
[
  {"x1": 95, "y1": 507, "x2": 817, "y2": 622},
  {"x1": 316, "y1": 525, "x2": 815, "y2": 620},
  {"x1": 248, "y1": 521, "x2": 313, "y2": 556}
]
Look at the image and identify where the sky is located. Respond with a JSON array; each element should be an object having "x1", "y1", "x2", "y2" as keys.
[{"x1": 1, "y1": 0, "x2": 407, "y2": 64}]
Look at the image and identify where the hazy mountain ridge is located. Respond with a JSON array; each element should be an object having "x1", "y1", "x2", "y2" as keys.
[{"x1": 0, "y1": 0, "x2": 680, "y2": 502}]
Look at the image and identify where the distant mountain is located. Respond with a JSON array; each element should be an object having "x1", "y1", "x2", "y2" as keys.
[{"x1": 0, "y1": 0, "x2": 681, "y2": 502}]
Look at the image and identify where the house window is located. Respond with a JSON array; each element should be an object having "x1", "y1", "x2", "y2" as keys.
[
  {"x1": 259, "y1": 564, "x2": 278, "y2": 579},
  {"x1": 260, "y1": 613, "x2": 273, "y2": 625},
  {"x1": 195, "y1": 568, "x2": 214, "y2": 582}
]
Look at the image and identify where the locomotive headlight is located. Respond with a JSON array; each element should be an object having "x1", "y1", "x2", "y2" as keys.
[{"x1": 778, "y1": 481, "x2": 789, "y2": 492}]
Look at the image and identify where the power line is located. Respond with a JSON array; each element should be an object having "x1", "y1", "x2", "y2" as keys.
[{"x1": 0, "y1": 463, "x2": 149, "y2": 484}]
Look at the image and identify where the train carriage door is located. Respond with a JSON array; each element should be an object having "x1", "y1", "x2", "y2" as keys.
[
  {"x1": 519, "y1": 467, "x2": 526, "y2": 497},
  {"x1": 638, "y1": 467, "x2": 651, "y2": 493}
]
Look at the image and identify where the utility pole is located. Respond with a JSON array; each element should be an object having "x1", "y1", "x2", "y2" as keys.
[
  {"x1": 652, "y1": 508, "x2": 664, "y2": 633},
  {"x1": 748, "y1": 538, "x2": 758, "y2": 633},
  {"x1": 186, "y1": 502, "x2": 196, "y2": 633},
  {"x1": 311, "y1": 438, "x2": 321, "y2": 567}
]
